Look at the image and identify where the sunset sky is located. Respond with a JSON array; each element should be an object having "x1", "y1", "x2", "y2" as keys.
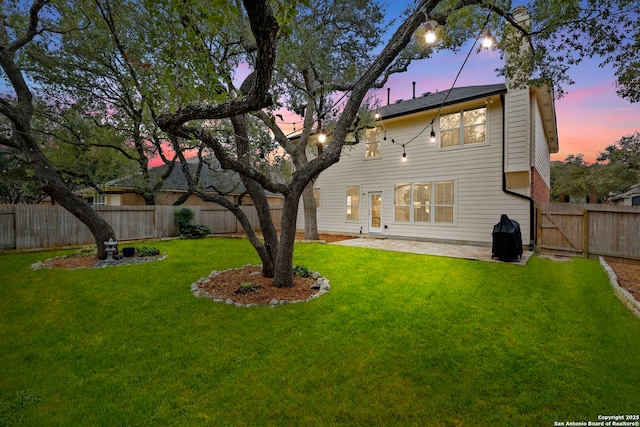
[
  {"x1": 380, "y1": 44, "x2": 640, "y2": 164},
  {"x1": 379, "y1": 1, "x2": 640, "y2": 164}
]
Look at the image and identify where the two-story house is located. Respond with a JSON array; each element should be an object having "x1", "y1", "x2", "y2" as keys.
[{"x1": 296, "y1": 8, "x2": 558, "y2": 249}]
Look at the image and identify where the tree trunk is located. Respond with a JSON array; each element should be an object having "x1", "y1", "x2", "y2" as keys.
[
  {"x1": 231, "y1": 115, "x2": 279, "y2": 276},
  {"x1": 301, "y1": 182, "x2": 319, "y2": 240},
  {"x1": 23, "y1": 138, "x2": 116, "y2": 259},
  {"x1": 271, "y1": 194, "x2": 301, "y2": 288}
]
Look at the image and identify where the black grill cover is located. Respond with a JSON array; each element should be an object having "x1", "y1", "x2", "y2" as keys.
[{"x1": 491, "y1": 214, "x2": 523, "y2": 261}]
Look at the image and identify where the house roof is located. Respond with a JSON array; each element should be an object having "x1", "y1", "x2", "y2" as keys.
[
  {"x1": 376, "y1": 82, "x2": 559, "y2": 154},
  {"x1": 377, "y1": 83, "x2": 507, "y2": 120},
  {"x1": 611, "y1": 182, "x2": 640, "y2": 202},
  {"x1": 107, "y1": 157, "x2": 246, "y2": 195}
]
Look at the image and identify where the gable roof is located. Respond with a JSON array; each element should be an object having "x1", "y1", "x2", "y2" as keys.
[
  {"x1": 107, "y1": 157, "x2": 245, "y2": 195},
  {"x1": 378, "y1": 83, "x2": 507, "y2": 120}
]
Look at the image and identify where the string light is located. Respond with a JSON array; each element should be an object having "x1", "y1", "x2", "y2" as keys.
[
  {"x1": 424, "y1": 21, "x2": 437, "y2": 45},
  {"x1": 481, "y1": 29, "x2": 494, "y2": 49},
  {"x1": 318, "y1": 129, "x2": 327, "y2": 143},
  {"x1": 378, "y1": 0, "x2": 498, "y2": 159}
]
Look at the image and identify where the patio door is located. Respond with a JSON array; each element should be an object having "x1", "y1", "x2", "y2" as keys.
[{"x1": 369, "y1": 192, "x2": 382, "y2": 234}]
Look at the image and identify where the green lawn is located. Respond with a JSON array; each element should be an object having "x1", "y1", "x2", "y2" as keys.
[{"x1": 1, "y1": 238, "x2": 639, "y2": 426}]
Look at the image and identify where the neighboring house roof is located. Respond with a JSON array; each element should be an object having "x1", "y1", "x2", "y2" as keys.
[
  {"x1": 610, "y1": 183, "x2": 640, "y2": 202},
  {"x1": 103, "y1": 156, "x2": 285, "y2": 198},
  {"x1": 107, "y1": 158, "x2": 245, "y2": 195},
  {"x1": 377, "y1": 84, "x2": 507, "y2": 120}
]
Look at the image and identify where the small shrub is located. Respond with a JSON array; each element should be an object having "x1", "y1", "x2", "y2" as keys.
[
  {"x1": 174, "y1": 208, "x2": 211, "y2": 238},
  {"x1": 179, "y1": 224, "x2": 211, "y2": 238},
  {"x1": 174, "y1": 208, "x2": 195, "y2": 229},
  {"x1": 137, "y1": 246, "x2": 160, "y2": 257},
  {"x1": 68, "y1": 246, "x2": 96, "y2": 258},
  {"x1": 234, "y1": 282, "x2": 260, "y2": 295},
  {"x1": 292, "y1": 265, "x2": 312, "y2": 278}
]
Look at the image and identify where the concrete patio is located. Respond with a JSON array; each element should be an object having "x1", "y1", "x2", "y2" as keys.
[{"x1": 330, "y1": 237, "x2": 532, "y2": 265}]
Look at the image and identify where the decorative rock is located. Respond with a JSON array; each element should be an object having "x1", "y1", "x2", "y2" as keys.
[{"x1": 190, "y1": 265, "x2": 331, "y2": 308}]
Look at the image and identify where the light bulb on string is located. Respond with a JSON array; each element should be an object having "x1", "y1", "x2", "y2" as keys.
[
  {"x1": 402, "y1": 145, "x2": 407, "y2": 162},
  {"x1": 318, "y1": 129, "x2": 327, "y2": 143},
  {"x1": 481, "y1": 29, "x2": 494, "y2": 49},
  {"x1": 424, "y1": 21, "x2": 437, "y2": 45},
  {"x1": 430, "y1": 125, "x2": 436, "y2": 143}
]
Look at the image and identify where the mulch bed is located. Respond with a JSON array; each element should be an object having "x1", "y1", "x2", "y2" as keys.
[
  {"x1": 606, "y1": 260, "x2": 640, "y2": 300},
  {"x1": 194, "y1": 265, "x2": 320, "y2": 306}
]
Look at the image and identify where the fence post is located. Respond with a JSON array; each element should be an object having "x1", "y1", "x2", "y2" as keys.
[
  {"x1": 536, "y1": 207, "x2": 542, "y2": 253},
  {"x1": 582, "y1": 209, "x2": 589, "y2": 258}
]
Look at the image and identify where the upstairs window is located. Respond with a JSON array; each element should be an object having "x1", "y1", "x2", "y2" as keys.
[
  {"x1": 440, "y1": 107, "x2": 486, "y2": 148},
  {"x1": 365, "y1": 128, "x2": 380, "y2": 158}
]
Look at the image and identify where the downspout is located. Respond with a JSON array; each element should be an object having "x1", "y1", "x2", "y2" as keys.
[{"x1": 500, "y1": 94, "x2": 535, "y2": 251}]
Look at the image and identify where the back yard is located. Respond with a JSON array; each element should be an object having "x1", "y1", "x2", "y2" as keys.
[{"x1": 1, "y1": 238, "x2": 639, "y2": 426}]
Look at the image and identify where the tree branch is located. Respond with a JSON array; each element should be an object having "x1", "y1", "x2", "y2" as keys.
[{"x1": 157, "y1": 0, "x2": 278, "y2": 132}]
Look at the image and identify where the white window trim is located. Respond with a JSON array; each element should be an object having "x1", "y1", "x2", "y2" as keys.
[
  {"x1": 364, "y1": 128, "x2": 382, "y2": 160},
  {"x1": 94, "y1": 193, "x2": 106, "y2": 206},
  {"x1": 345, "y1": 185, "x2": 360, "y2": 221},
  {"x1": 437, "y1": 106, "x2": 489, "y2": 150},
  {"x1": 392, "y1": 180, "x2": 457, "y2": 225}
]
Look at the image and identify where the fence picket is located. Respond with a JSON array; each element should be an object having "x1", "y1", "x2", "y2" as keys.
[
  {"x1": 537, "y1": 203, "x2": 640, "y2": 261},
  {"x1": 0, "y1": 204, "x2": 282, "y2": 251}
]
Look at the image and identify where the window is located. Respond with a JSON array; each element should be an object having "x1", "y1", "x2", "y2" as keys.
[
  {"x1": 313, "y1": 188, "x2": 321, "y2": 209},
  {"x1": 365, "y1": 128, "x2": 380, "y2": 158},
  {"x1": 413, "y1": 182, "x2": 431, "y2": 222},
  {"x1": 94, "y1": 193, "x2": 106, "y2": 206},
  {"x1": 440, "y1": 107, "x2": 486, "y2": 147},
  {"x1": 346, "y1": 186, "x2": 360, "y2": 220},
  {"x1": 394, "y1": 184, "x2": 411, "y2": 222},
  {"x1": 434, "y1": 181, "x2": 454, "y2": 223},
  {"x1": 393, "y1": 181, "x2": 453, "y2": 223}
]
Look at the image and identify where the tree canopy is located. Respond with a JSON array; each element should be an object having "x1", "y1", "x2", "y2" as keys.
[{"x1": 551, "y1": 132, "x2": 640, "y2": 202}]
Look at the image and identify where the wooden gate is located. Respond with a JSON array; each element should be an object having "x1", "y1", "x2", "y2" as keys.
[
  {"x1": 537, "y1": 204, "x2": 584, "y2": 256},
  {"x1": 537, "y1": 203, "x2": 640, "y2": 260}
]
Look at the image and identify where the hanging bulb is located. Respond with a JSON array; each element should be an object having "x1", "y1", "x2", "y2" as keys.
[
  {"x1": 424, "y1": 22, "x2": 437, "y2": 45},
  {"x1": 318, "y1": 129, "x2": 327, "y2": 143},
  {"x1": 402, "y1": 146, "x2": 407, "y2": 162},
  {"x1": 374, "y1": 112, "x2": 381, "y2": 120},
  {"x1": 481, "y1": 29, "x2": 494, "y2": 49},
  {"x1": 383, "y1": 130, "x2": 387, "y2": 141},
  {"x1": 430, "y1": 127, "x2": 436, "y2": 143}
]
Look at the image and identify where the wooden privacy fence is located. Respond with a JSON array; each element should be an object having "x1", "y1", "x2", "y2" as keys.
[
  {"x1": 0, "y1": 204, "x2": 283, "y2": 251},
  {"x1": 537, "y1": 202, "x2": 640, "y2": 261}
]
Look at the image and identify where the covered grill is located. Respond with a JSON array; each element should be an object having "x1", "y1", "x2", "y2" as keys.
[{"x1": 491, "y1": 214, "x2": 523, "y2": 261}]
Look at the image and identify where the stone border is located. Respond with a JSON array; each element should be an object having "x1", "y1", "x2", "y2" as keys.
[
  {"x1": 599, "y1": 257, "x2": 640, "y2": 320},
  {"x1": 30, "y1": 254, "x2": 167, "y2": 270},
  {"x1": 190, "y1": 264, "x2": 331, "y2": 308}
]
